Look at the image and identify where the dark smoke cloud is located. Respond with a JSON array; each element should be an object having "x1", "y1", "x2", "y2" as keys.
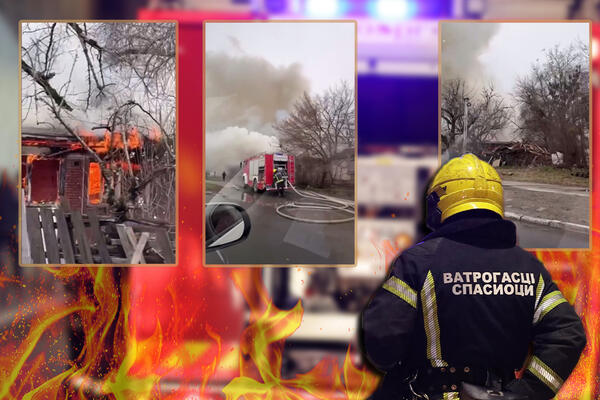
[{"x1": 205, "y1": 52, "x2": 310, "y2": 134}]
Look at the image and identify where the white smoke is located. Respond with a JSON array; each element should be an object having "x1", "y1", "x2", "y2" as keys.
[
  {"x1": 21, "y1": 23, "x2": 175, "y2": 138},
  {"x1": 441, "y1": 22, "x2": 500, "y2": 89},
  {"x1": 441, "y1": 23, "x2": 520, "y2": 144},
  {"x1": 206, "y1": 127, "x2": 280, "y2": 173},
  {"x1": 205, "y1": 51, "x2": 310, "y2": 173}
]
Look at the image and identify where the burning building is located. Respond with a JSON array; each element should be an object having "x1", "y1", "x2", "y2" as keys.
[
  {"x1": 21, "y1": 126, "x2": 148, "y2": 214},
  {"x1": 21, "y1": 125, "x2": 175, "y2": 265}
]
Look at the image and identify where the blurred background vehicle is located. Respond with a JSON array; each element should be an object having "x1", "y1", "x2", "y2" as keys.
[{"x1": 0, "y1": 0, "x2": 598, "y2": 399}]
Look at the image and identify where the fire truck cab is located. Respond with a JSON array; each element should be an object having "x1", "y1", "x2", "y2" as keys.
[{"x1": 242, "y1": 152, "x2": 295, "y2": 193}]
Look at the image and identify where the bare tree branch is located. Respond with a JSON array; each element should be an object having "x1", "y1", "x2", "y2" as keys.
[
  {"x1": 514, "y1": 44, "x2": 589, "y2": 167},
  {"x1": 274, "y1": 81, "x2": 354, "y2": 186},
  {"x1": 22, "y1": 60, "x2": 72, "y2": 111},
  {"x1": 441, "y1": 78, "x2": 512, "y2": 157}
]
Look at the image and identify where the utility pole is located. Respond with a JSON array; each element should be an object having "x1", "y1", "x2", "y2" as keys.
[{"x1": 462, "y1": 97, "x2": 471, "y2": 154}]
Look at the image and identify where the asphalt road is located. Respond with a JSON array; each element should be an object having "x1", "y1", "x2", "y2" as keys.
[
  {"x1": 504, "y1": 181, "x2": 589, "y2": 226},
  {"x1": 513, "y1": 219, "x2": 589, "y2": 249},
  {"x1": 205, "y1": 172, "x2": 355, "y2": 265},
  {"x1": 503, "y1": 180, "x2": 589, "y2": 249}
]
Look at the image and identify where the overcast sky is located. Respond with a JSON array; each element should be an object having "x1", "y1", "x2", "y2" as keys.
[
  {"x1": 480, "y1": 22, "x2": 589, "y2": 96},
  {"x1": 205, "y1": 22, "x2": 355, "y2": 94}
]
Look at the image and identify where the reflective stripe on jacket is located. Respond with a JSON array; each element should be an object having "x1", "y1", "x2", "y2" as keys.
[{"x1": 274, "y1": 172, "x2": 284, "y2": 183}]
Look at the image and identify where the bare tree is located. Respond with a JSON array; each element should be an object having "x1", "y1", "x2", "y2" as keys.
[
  {"x1": 442, "y1": 78, "x2": 512, "y2": 157},
  {"x1": 441, "y1": 78, "x2": 470, "y2": 152},
  {"x1": 514, "y1": 43, "x2": 589, "y2": 167},
  {"x1": 21, "y1": 22, "x2": 176, "y2": 223},
  {"x1": 274, "y1": 81, "x2": 354, "y2": 186}
]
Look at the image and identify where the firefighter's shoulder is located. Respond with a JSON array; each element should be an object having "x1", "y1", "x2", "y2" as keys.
[
  {"x1": 388, "y1": 238, "x2": 443, "y2": 283},
  {"x1": 390, "y1": 239, "x2": 440, "y2": 269},
  {"x1": 402, "y1": 236, "x2": 444, "y2": 258}
]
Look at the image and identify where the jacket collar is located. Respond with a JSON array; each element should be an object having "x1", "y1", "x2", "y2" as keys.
[{"x1": 422, "y1": 211, "x2": 517, "y2": 248}]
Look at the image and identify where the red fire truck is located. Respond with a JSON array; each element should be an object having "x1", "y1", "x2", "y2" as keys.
[{"x1": 242, "y1": 152, "x2": 295, "y2": 192}]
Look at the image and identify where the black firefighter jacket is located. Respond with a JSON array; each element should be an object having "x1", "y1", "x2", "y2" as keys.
[{"x1": 362, "y1": 212, "x2": 586, "y2": 399}]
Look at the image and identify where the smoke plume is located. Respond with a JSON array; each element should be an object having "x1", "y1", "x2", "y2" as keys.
[
  {"x1": 205, "y1": 52, "x2": 310, "y2": 172},
  {"x1": 441, "y1": 22, "x2": 500, "y2": 88},
  {"x1": 205, "y1": 52, "x2": 309, "y2": 134},
  {"x1": 206, "y1": 127, "x2": 280, "y2": 174}
]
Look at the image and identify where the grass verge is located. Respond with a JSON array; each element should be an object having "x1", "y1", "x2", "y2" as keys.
[{"x1": 497, "y1": 166, "x2": 588, "y2": 187}]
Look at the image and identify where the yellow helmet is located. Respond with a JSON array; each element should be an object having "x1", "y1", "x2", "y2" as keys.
[
  {"x1": 426, "y1": 153, "x2": 503, "y2": 229},
  {"x1": 273, "y1": 168, "x2": 277, "y2": 173}
]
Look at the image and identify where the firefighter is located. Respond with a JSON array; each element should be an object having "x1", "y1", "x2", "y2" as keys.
[
  {"x1": 273, "y1": 167, "x2": 285, "y2": 197},
  {"x1": 361, "y1": 153, "x2": 586, "y2": 400}
]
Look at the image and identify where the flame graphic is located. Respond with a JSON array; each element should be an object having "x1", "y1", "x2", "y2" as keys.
[
  {"x1": 534, "y1": 250, "x2": 600, "y2": 400},
  {"x1": 0, "y1": 264, "x2": 228, "y2": 400},
  {"x1": 224, "y1": 269, "x2": 379, "y2": 400},
  {"x1": 1, "y1": 182, "x2": 599, "y2": 399}
]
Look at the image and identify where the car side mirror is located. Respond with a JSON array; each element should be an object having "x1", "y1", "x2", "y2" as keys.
[{"x1": 205, "y1": 203, "x2": 251, "y2": 252}]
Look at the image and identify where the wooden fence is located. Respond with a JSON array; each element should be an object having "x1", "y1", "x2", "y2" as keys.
[{"x1": 25, "y1": 206, "x2": 175, "y2": 265}]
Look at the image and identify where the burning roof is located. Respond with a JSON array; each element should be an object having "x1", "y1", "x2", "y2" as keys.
[{"x1": 22, "y1": 126, "x2": 150, "y2": 155}]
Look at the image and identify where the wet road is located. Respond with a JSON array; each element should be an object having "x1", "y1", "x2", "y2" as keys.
[
  {"x1": 513, "y1": 219, "x2": 589, "y2": 249},
  {"x1": 205, "y1": 172, "x2": 355, "y2": 265}
]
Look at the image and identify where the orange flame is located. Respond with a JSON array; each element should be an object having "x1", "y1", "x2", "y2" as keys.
[
  {"x1": 88, "y1": 162, "x2": 102, "y2": 204},
  {"x1": 26, "y1": 154, "x2": 39, "y2": 164},
  {"x1": 72, "y1": 129, "x2": 145, "y2": 154},
  {"x1": 0, "y1": 263, "x2": 229, "y2": 399},
  {"x1": 112, "y1": 132, "x2": 124, "y2": 150},
  {"x1": 128, "y1": 128, "x2": 143, "y2": 150}
]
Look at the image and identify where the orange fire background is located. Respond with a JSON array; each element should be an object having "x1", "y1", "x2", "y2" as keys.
[{"x1": 0, "y1": 9, "x2": 599, "y2": 400}]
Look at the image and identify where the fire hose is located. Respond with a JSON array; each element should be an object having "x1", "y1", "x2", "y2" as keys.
[{"x1": 275, "y1": 180, "x2": 355, "y2": 224}]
